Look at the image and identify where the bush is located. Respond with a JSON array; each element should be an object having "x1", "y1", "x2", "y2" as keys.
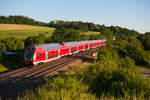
[
  {"x1": 51, "y1": 28, "x2": 81, "y2": 43},
  {"x1": 89, "y1": 66, "x2": 150, "y2": 98},
  {"x1": 118, "y1": 56, "x2": 135, "y2": 69},
  {"x1": 138, "y1": 33, "x2": 150, "y2": 50},
  {"x1": 18, "y1": 75, "x2": 96, "y2": 100},
  {"x1": 97, "y1": 48, "x2": 119, "y2": 67},
  {"x1": 24, "y1": 34, "x2": 45, "y2": 47},
  {"x1": 0, "y1": 38, "x2": 24, "y2": 51}
]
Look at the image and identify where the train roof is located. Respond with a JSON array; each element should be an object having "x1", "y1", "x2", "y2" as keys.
[
  {"x1": 26, "y1": 39, "x2": 106, "y2": 50},
  {"x1": 63, "y1": 42, "x2": 78, "y2": 46},
  {"x1": 80, "y1": 41, "x2": 90, "y2": 44},
  {"x1": 28, "y1": 43, "x2": 60, "y2": 50}
]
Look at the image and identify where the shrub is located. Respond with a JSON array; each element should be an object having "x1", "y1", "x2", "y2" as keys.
[
  {"x1": 118, "y1": 56, "x2": 135, "y2": 69},
  {"x1": 0, "y1": 38, "x2": 24, "y2": 51},
  {"x1": 24, "y1": 34, "x2": 45, "y2": 47},
  {"x1": 51, "y1": 28, "x2": 80, "y2": 43},
  {"x1": 89, "y1": 66, "x2": 150, "y2": 98},
  {"x1": 97, "y1": 48, "x2": 119, "y2": 67},
  {"x1": 18, "y1": 75, "x2": 96, "y2": 100}
]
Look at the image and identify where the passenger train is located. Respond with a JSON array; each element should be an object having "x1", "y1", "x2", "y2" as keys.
[{"x1": 24, "y1": 39, "x2": 106, "y2": 65}]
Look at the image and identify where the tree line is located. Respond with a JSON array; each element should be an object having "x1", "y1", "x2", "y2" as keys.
[
  {"x1": 0, "y1": 15, "x2": 144, "y2": 36},
  {"x1": 0, "y1": 15, "x2": 47, "y2": 26}
]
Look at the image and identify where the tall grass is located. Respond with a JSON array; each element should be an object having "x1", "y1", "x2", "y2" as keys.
[
  {"x1": 0, "y1": 64, "x2": 8, "y2": 72},
  {"x1": 0, "y1": 29, "x2": 55, "y2": 39}
]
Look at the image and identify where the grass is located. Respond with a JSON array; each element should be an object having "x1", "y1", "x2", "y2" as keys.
[
  {"x1": 0, "y1": 64, "x2": 8, "y2": 72},
  {"x1": 79, "y1": 30, "x2": 100, "y2": 36},
  {"x1": 0, "y1": 24, "x2": 55, "y2": 39},
  {"x1": 136, "y1": 65, "x2": 150, "y2": 71},
  {"x1": 0, "y1": 24, "x2": 53, "y2": 31},
  {"x1": 0, "y1": 24, "x2": 100, "y2": 39}
]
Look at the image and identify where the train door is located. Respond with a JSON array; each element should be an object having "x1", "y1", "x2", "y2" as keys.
[{"x1": 37, "y1": 51, "x2": 46, "y2": 61}]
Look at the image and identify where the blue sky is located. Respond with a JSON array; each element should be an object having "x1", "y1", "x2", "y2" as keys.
[{"x1": 0, "y1": 0, "x2": 150, "y2": 33}]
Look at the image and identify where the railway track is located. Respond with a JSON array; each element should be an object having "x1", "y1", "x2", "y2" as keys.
[{"x1": 0, "y1": 47, "x2": 100, "y2": 100}]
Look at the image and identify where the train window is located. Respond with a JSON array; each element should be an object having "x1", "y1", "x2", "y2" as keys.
[
  {"x1": 71, "y1": 49, "x2": 77, "y2": 53},
  {"x1": 55, "y1": 53, "x2": 58, "y2": 56},
  {"x1": 40, "y1": 52, "x2": 43, "y2": 56},
  {"x1": 48, "y1": 53, "x2": 58, "y2": 59},
  {"x1": 85, "y1": 46, "x2": 88, "y2": 49},
  {"x1": 37, "y1": 53, "x2": 39, "y2": 59},
  {"x1": 43, "y1": 52, "x2": 45, "y2": 56}
]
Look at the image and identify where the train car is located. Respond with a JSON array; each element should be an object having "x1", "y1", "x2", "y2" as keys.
[
  {"x1": 24, "y1": 43, "x2": 60, "y2": 65},
  {"x1": 59, "y1": 44, "x2": 70, "y2": 56},
  {"x1": 80, "y1": 41, "x2": 90, "y2": 50},
  {"x1": 95, "y1": 40, "x2": 101, "y2": 47},
  {"x1": 92, "y1": 40, "x2": 98, "y2": 48},
  {"x1": 63, "y1": 42, "x2": 78, "y2": 54},
  {"x1": 103, "y1": 39, "x2": 107, "y2": 46},
  {"x1": 100, "y1": 39, "x2": 106, "y2": 46},
  {"x1": 77, "y1": 42, "x2": 85, "y2": 51},
  {"x1": 88, "y1": 40, "x2": 93, "y2": 48}
]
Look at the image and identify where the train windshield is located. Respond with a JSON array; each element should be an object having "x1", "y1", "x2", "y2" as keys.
[{"x1": 25, "y1": 48, "x2": 34, "y2": 59}]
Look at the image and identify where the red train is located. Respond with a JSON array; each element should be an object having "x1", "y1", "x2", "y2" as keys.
[{"x1": 24, "y1": 40, "x2": 106, "y2": 65}]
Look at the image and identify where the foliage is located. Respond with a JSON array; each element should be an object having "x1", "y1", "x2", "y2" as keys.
[
  {"x1": 89, "y1": 66, "x2": 150, "y2": 98},
  {"x1": 137, "y1": 32, "x2": 150, "y2": 50},
  {"x1": 0, "y1": 51, "x2": 24, "y2": 69},
  {"x1": 0, "y1": 15, "x2": 47, "y2": 26},
  {"x1": 89, "y1": 34, "x2": 105, "y2": 40},
  {"x1": 49, "y1": 20, "x2": 140, "y2": 37},
  {"x1": 86, "y1": 47, "x2": 150, "y2": 98},
  {"x1": 18, "y1": 75, "x2": 97, "y2": 100},
  {"x1": 113, "y1": 38, "x2": 150, "y2": 66},
  {"x1": 24, "y1": 34, "x2": 46, "y2": 47},
  {"x1": 51, "y1": 28, "x2": 81, "y2": 43},
  {"x1": 0, "y1": 37, "x2": 24, "y2": 51}
]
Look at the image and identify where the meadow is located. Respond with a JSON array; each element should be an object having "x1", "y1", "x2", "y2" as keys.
[
  {"x1": 0, "y1": 24, "x2": 55, "y2": 39},
  {"x1": 0, "y1": 24, "x2": 100, "y2": 39}
]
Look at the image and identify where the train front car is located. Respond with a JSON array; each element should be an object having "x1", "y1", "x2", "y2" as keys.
[{"x1": 24, "y1": 46, "x2": 35, "y2": 65}]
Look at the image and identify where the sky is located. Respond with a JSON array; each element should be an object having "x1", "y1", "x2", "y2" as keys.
[{"x1": 0, "y1": 0, "x2": 150, "y2": 33}]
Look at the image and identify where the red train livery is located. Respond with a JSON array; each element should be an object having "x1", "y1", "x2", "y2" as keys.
[{"x1": 24, "y1": 40, "x2": 106, "y2": 65}]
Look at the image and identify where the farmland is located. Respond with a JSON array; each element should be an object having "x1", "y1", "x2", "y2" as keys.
[
  {"x1": 0, "y1": 24, "x2": 100, "y2": 39},
  {"x1": 0, "y1": 24, "x2": 55, "y2": 39}
]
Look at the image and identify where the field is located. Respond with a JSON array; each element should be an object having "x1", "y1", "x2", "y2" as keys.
[
  {"x1": 0, "y1": 24, "x2": 55, "y2": 39},
  {"x1": 78, "y1": 30, "x2": 100, "y2": 36},
  {"x1": 0, "y1": 24, "x2": 100, "y2": 39}
]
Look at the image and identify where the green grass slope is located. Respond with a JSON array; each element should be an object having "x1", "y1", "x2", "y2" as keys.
[
  {"x1": 0, "y1": 24, "x2": 55, "y2": 39},
  {"x1": 0, "y1": 24, "x2": 100, "y2": 39}
]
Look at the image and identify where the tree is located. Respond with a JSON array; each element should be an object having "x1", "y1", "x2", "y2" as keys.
[
  {"x1": 25, "y1": 34, "x2": 45, "y2": 47},
  {"x1": 138, "y1": 33, "x2": 150, "y2": 50},
  {"x1": 0, "y1": 15, "x2": 47, "y2": 26},
  {"x1": 0, "y1": 38, "x2": 24, "y2": 51},
  {"x1": 51, "y1": 28, "x2": 81, "y2": 43}
]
